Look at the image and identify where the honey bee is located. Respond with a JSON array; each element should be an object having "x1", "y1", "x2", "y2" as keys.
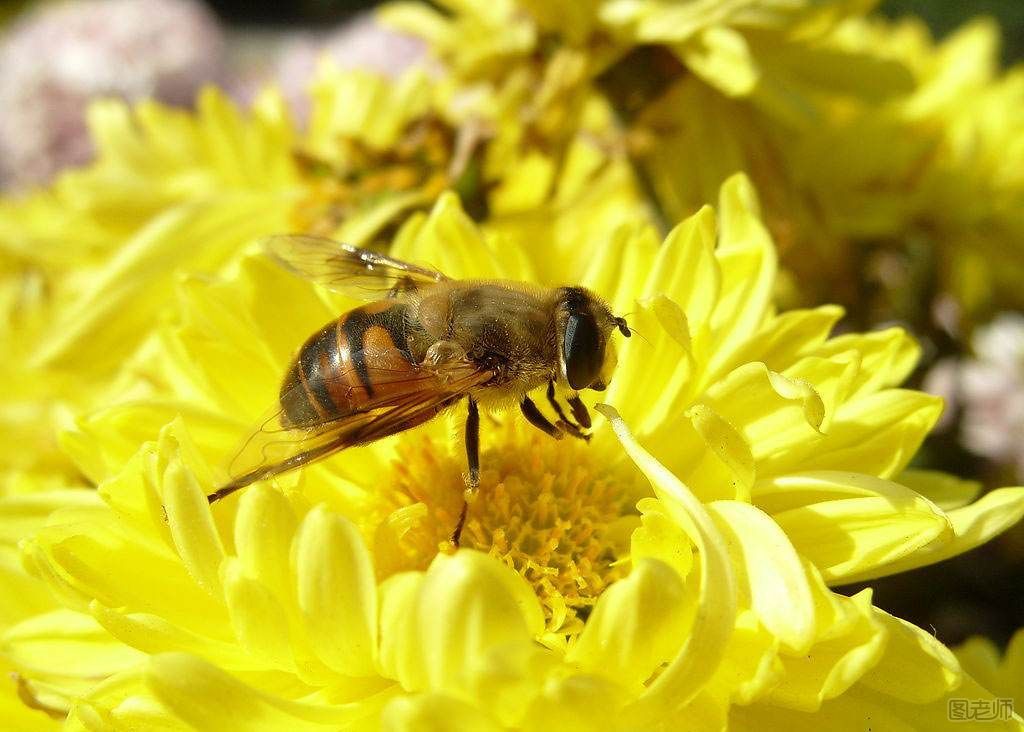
[{"x1": 207, "y1": 235, "x2": 631, "y2": 543}]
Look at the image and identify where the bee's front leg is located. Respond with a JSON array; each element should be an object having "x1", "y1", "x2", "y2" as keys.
[
  {"x1": 452, "y1": 396, "x2": 479, "y2": 548},
  {"x1": 545, "y1": 381, "x2": 591, "y2": 442}
]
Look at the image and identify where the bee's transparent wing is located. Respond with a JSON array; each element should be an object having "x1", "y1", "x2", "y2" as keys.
[
  {"x1": 263, "y1": 234, "x2": 449, "y2": 299},
  {"x1": 209, "y1": 358, "x2": 491, "y2": 501}
]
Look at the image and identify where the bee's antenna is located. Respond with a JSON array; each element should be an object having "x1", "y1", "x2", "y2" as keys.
[{"x1": 628, "y1": 327, "x2": 651, "y2": 345}]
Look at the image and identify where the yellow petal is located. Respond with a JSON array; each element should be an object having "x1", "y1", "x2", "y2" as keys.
[
  {"x1": 758, "y1": 390, "x2": 943, "y2": 480},
  {"x1": 685, "y1": 403, "x2": 756, "y2": 502},
  {"x1": 394, "y1": 193, "x2": 505, "y2": 280},
  {"x1": 763, "y1": 472, "x2": 951, "y2": 582},
  {"x1": 736, "y1": 672, "x2": 1023, "y2": 731},
  {"x1": 708, "y1": 501, "x2": 815, "y2": 653},
  {"x1": 642, "y1": 205, "x2": 719, "y2": 326},
  {"x1": 30, "y1": 198, "x2": 289, "y2": 373},
  {"x1": 766, "y1": 590, "x2": 887, "y2": 712},
  {"x1": 381, "y1": 693, "x2": 503, "y2": 732},
  {"x1": 221, "y1": 558, "x2": 295, "y2": 671},
  {"x1": 4, "y1": 609, "x2": 143, "y2": 679},
  {"x1": 608, "y1": 296, "x2": 695, "y2": 435},
  {"x1": 707, "y1": 173, "x2": 777, "y2": 376},
  {"x1": 897, "y1": 469, "x2": 982, "y2": 511},
  {"x1": 711, "y1": 609, "x2": 783, "y2": 706},
  {"x1": 89, "y1": 601, "x2": 253, "y2": 670},
  {"x1": 146, "y1": 653, "x2": 381, "y2": 730},
  {"x1": 233, "y1": 484, "x2": 299, "y2": 604},
  {"x1": 630, "y1": 498, "x2": 695, "y2": 580},
  {"x1": 520, "y1": 675, "x2": 630, "y2": 732},
  {"x1": 700, "y1": 362, "x2": 825, "y2": 464},
  {"x1": 809, "y1": 327, "x2": 920, "y2": 399},
  {"x1": 858, "y1": 609, "x2": 961, "y2": 704},
  {"x1": 161, "y1": 436, "x2": 225, "y2": 599},
  {"x1": 732, "y1": 305, "x2": 845, "y2": 372},
  {"x1": 681, "y1": 26, "x2": 760, "y2": 97},
  {"x1": 380, "y1": 550, "x2": 544, "y2": 694},
  {"x1": 837, "y1": 486, "x2": 1024, "y2": 584},
  {"x1": 0, "y1": 489, "x2": 101, "y2": 548},
  {"x1": 953, "y1": 635, "x2": 1003, "y2": 698},
  {"x1": 596, "y1": 405, "x2": 736, "y2": 724},
  {"x1": 294, "y1": 506, "x2": 378, "y2": 677},
  {"x1": 567, "y1": 558, "x2": 688, "y2": 689}
]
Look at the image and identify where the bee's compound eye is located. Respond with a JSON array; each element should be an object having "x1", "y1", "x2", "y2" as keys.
[{"x1": 563, "y1": 312, "x2": 602, "y2": 390}]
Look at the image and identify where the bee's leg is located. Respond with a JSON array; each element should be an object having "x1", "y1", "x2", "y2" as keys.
[
  {"x1": 452, "y1": 397, "x2": 480, "y2": 547},
  {"x1": 465, "y1": 397, "x2": 480, "y2": 488},
  {"x1": 545, "y1": 382, "x2": 591, "y2": 442},
  {"x1": 567, "y1": 394, "x2": 592, "y2": 429},
  {"x1": 520, "y1": 395, "x2": 563, "y2": 440}
]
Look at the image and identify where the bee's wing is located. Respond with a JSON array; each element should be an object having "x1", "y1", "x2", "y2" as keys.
[
  {"x1": 263, "y1": 234, "x2": 449, "y2": 299},
  {"x1": 210, "y1": 358, "x2": 491, "y2": 501}
]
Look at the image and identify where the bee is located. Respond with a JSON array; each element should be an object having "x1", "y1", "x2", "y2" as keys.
[{"x1": 207, "y1": 235, "x2": 631, "y2": 543}]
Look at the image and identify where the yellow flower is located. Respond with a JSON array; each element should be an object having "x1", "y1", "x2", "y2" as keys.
[
  {"x1": 782, "y1": 16, "x2": 1024, "y2": 320},
  {"x1": 4, "y1": 175, "x2": 1023, "y2": 728},
  {"x1": 956, "y1": 629, "x2": 1024, "y2": 707},
  {"x1": 384, "y1": 0, "x2": 1024, "y2": 324},
  {"x1": 0, "y1": 65, "x2": 645, "y2": 491}
]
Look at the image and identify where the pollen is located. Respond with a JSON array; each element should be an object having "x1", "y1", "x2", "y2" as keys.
[
  {"x1": 289, "y1": 118, "x2": 457, "y2": 237},
  {"x1": 369, "y1": 420, "x2": 645, "y2": 634}
]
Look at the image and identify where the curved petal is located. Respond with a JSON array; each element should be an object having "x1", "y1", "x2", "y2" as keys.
[
  {"x1": 521, "y1": 674, "x2": 630, "y2": 732},
  {"x1": 378, "y1": 550, "x2": 545, "y2": 696},
  {"x1": 596, "y1": 405, "x2": 736, "y2": 724},
  {"x1": 567, "y1": 558, "x2": 688, "y2": 690},
  {"x1": 294, "y1": 506, "x2": 378, "y2": 677},
  {"x1": 897, "y1": 470, "x2": 982, "y2": 511},
  {"x1": 642, "y1": 205, "x2": 719, "y2": 327},
  {"x1": 161, "y1": 437, "x2": 225, "y2": 599},
  {"x1": 146, "y1": 653, "x2": 385, "y2": 730},
  {"x1": 707, "y1": 174, "x2": 777, "y2": 377},
  {"x1": 858, "y1": 609, "x2": 961, "y2": 704},
  {"x1": 760, "y1": 472, "x2": 952, "y2": 583},
  {"x1": 381, "y1": 692, "x2": 504, "y2": 732},
  {"x1": 707, "y1": 501, "x2": 815, "y2": 653},
  {"x1": 836, "y1": 486, "x2": 1024, "y2": 584},
  {"x1": 766, "y1": 590, "x2": 887, "y2": 712}
]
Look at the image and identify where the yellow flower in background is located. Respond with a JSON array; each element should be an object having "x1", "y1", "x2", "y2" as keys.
[
  {"x1": 785, "y1": 15, "x2": 1024, "y2": 320},
  {"x1": 383, "y1": 0, "x2": 1024, "y2": 326},
  {"x1": 956, "y1": 629, "x2": 1024, "y2": 708},
  {"x1": 4, "y1": 175, "x2": 1023, "y2": 729},
  {"x1": 0, "y1": 85, "x2": 299, "y2": 491}
]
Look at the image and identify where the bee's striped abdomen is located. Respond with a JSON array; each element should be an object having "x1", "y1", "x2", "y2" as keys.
[{"x1": 279, "y1": 301, "x2": 416, "y2": 428}]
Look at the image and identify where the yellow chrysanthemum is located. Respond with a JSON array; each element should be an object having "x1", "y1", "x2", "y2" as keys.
[
  {"x1": 4, "y1": 175, "x2": 1023, "y2": 729},
  {"x1": 0, "y1": 65, "x2": 645, "y2": 491},
  {"x1": 780, "y1": 15, "x2": 1024, "y2": 320},
  {"x1": 383, "y1": 0, "x2": 1024, "y2": 324},
  {"x1": 956, "y1": 629, "x2": 1024, "y2": 709}
]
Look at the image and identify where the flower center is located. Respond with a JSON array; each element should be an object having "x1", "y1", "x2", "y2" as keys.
[
  {"x1": 289, "y1": 116, "x2": 489, "y2": 236},
  {"x1": 368, "y1": 420, "x2": 645, "y2": 635}
]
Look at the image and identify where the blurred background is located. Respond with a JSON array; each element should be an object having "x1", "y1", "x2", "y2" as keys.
[{"x1": 0, "y1": 0, "x2": 1022, "y2": 648}]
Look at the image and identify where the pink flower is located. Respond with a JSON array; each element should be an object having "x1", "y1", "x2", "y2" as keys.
[
  {"x1": 0, "y1": 0, "x2": 225, "y2": 190},
  {"x1": 927, "y1": 313, "x2": 1024, "y2": 479}
]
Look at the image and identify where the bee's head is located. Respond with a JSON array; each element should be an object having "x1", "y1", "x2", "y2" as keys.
[{"x1": 555, "y1": 287, "x2": 631, "y2": 392}]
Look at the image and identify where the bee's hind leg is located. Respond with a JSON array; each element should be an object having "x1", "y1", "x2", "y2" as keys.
[
  {"x1": 452, "y1": 397, "x2": 479, "y2": 548},
  {"x1": 545, "y1": 382, "x2": 591, "y2": 442}
]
